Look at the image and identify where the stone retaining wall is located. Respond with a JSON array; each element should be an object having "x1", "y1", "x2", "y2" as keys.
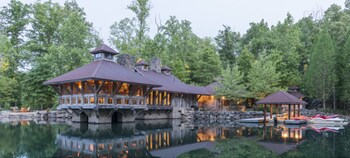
[
  {"x1": 193, "y1": 111, "x2": 270, "y2": 122},
  {"x1": 0, "y1": 110, "x2": 71, "y2": 121}
]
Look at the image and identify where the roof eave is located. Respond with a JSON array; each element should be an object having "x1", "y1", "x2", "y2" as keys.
[{"x1": 44, "y1": 77, "x2": 162, "y2": 87}]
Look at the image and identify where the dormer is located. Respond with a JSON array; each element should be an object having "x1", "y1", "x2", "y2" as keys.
[
  {"x1": 161, "y1": 65, "x2": 172, "y2": 75},
  {"x1": 136, "y1": 60, "x2": 149, "y2": 71},
  {"x1": 90, "y1": 44, "x2": 119, "y2": 61},
  {"x1": 288, "y1": 86, "x2": 299, "y2": 92}
]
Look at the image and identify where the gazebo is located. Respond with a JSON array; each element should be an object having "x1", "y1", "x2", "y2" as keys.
[{"x1": 256, "y1": 91, "x2": 307, "y2": 122}]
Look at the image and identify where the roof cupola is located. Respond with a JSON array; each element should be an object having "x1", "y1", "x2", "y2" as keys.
[{"x1": 90, "y1": 44, "x2": 119, "y2": 61}]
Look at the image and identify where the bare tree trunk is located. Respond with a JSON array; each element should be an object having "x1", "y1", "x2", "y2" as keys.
[
  {"x1": 323, "y1": 91, "x2": 326, "y2": 110},
  {"x1": 333, "y1": 85, "x2": 336, "y2": 110}
]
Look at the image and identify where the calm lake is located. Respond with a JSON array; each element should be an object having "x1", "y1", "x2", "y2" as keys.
[{"x1": 0, "y1": 120, "x2": 349, "y2": 158}]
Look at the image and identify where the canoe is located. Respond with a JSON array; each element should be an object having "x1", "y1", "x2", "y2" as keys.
[
  {"x1": 284, "y1": 119, "x2": 307, "y2": 125},
  {"x1": 307, "y1": 117, "x2": 348, "y2": 125},
  {"x1": 239, "y1": 118, "x2": 267, "y2": 123}
]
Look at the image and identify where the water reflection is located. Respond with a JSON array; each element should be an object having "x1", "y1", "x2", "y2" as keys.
[
  {"x1": 0, "y1": 120, "x2": 348, "y2": 157},
  {"x1": 262, "y1": 125, "x2": 305, "y2": 144}
]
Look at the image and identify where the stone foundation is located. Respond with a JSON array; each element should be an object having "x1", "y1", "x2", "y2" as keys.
[
  {"x1": 71, "y1": 109, "x2": 140, "y2": 124},
  {"x1": 136, "y1": 110, "x2": 171, "y2": 119}
]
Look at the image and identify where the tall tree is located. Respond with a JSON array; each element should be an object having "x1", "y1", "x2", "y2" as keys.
[
  {"x1": 0, "y1": 0, "x2": 30, "y2": 52},
  {"x1": 247, "y1": 53, "x2": 281, "y2": 99},
  {"x1": 269, "y1": 14, "x2": 302, "y2": 86},
  {"x1": 0, "y1": 34, "x2": 20, "y2": 107},
  {"x1": 304, "y1": 29, "x2": 337, "y2": 109},
  {"x1": 127, "y1": 0, "x2": 151, "y2": 55},
  {"x1": 22, "y1": 1, "x2": 98, "y2": 109},
  {"x1": 109, "y1": 18, "x2": 137, "y2": 55},
  {"x1": 109, "y1": 0, "x2": 151, "y2": 57},
  {"x1": 295, "y1": 16, "x2": 320, "y2": 73},
  {"x1": 215, "y1": 65, "x2": 247, "y2": 101},
  {"x1": 215, "y1": 25, "x2": 241, "y2": 67},
  {"x1": 340, "y1": 34, "x2": 350, "y2": 109},
  {"x1": 236, "y1": 47, "x2": 255, "y2": 83},
  {"x1": 191, "y1": 38, "x2": 222, "y2": 85},
  {"x1": 242, "y1": 19, "x2": 272, "y2": 57}
]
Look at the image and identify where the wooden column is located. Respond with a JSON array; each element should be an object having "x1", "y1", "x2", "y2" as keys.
[
  {"x1": 275, "y1": 105, "x2": 278, "y2": 121},
  {"x1": 270, "y1": 104, "x2": 273, "y2": 119},
  {"x1": 298, "y1": 104, "x2": 301, "y2": 117},
  {"x1": 288, "y1": 104, "x2": 291, "y2": 120},
  {"x1": 293, "y1": 104, "x2": 296, "y2": 117},
  {"x1": 263, "y1": 104, "x2": 267, "y2": 123}
]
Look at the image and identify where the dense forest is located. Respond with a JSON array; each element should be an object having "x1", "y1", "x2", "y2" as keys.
[{"x1": 0, "y1": 0, "x2": 350, "y2": 110}]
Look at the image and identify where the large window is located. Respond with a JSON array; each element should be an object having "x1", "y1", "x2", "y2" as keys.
[
  {"x1": 98, "y1": 98, "x2": 105, "y2": 104},
  {"x1": 119, "y1": 83, "x2": 129, "y2": 95},
  {"x1": 94, "y1": 53, "x2": 102, "y2": 59},
  {"x1": 104, "y1": 53, "x2": 112, "y2": 59}
]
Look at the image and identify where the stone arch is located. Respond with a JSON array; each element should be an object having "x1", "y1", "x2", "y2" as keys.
[
  {"x1": 80, "y1": 112, "x2": 88, "y2": 123},
  {"x1": 111, "y1": 112, "x2": 121, "y2": 123}
]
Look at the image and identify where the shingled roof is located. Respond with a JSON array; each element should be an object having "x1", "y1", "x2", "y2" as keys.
[
  {"x1": 256, "y1": 91, "x2": 307, "y2": 105},
  {"x1": 135, "y1": 60, "x2": 149, "y2": 66},
  {"x1": 44, "y1": 60, "x2": 161, "y2": 87},
  {"x1": 137, "y1": 67, "x2": 210, "y2": 95}
]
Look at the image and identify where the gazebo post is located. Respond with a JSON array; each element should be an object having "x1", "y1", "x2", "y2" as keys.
[
  {"x1": 275, "y1": 104, "x2": 277, "y2": 121},
  {"x1": 270, "y1": 104, "x2": 272, "y2": 119},
  {"x1": 298, "y1": 104, "x2": 300, "y2": 117},
  {"x1": 293, "y1": 104, "x2": 296, "y2": 118},
  {"x1": 264, "y1": 104, "x2": 266, "y2": 123},
  {"x1": 288, "y1": 104, "x2": 291, "y2": 120}
]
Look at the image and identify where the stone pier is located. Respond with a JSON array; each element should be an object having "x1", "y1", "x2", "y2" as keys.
[{"x1": 70, "y1": 109, "x2": 143, "y2": 124}]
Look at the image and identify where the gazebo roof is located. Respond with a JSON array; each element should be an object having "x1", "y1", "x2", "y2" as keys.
[
  {"x1": 288, "y1": 91, "x2": 305, "y2": 99},
  {"x1": 256, "y1": 91, "x2": 307, "y2": 105}
]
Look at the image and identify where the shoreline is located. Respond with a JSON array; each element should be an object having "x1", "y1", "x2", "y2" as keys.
[{"x1": 1, "y1": 109, "x2": 350, "y2": 124}]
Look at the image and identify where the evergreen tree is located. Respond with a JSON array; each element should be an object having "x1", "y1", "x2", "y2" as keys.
[
  {"x1": 0, "y1": 34, "x2": 20, "y2": 108},
  {"x1": 269, "y1": 14, "x2": 302, "y2": 87},
  {"x1": 215, "y1": 65, "x2": 247, "y2": 101},
  {"x1": 304, "y1": 29, "x2": 337, "y2": 109},
  {"x1": 340, "y1": 34, "x2": 350, "y2": 109},
  {"x1": 236, "y1": 47, "x2": 255, "y2": 83},
  {"x1": 191, "y1": 38, "x2": 222, "y2": 85},
  {"x1": 215, "y1": 25, "x2": 241, "y2": 67},
  {"x1": 247, "y1": 53, "x2": 281, "y2": 99}
]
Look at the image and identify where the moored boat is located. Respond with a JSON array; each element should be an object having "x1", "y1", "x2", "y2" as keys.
[{"x1": 307, "y1": 114, "x2": 348, "y2": 125}]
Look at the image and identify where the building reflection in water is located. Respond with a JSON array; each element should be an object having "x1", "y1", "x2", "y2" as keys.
[
  {"x1": 262, "y1": 125, "x2": 305, "y2": 144},
  {"x1": 54, "y1": 120, "x2": 307, "y2": 157}
]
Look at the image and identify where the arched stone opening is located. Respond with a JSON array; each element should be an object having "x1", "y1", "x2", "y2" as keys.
[
  {"x1": 111, "y1": 112, "x2": 121, "y2": 123},
  {"x1": 80, "y1": 112, "x2": 88, "y2": 123}
]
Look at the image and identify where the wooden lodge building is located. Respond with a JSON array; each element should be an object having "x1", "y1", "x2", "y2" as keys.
[{"x1": 44, "y1": 44, "x2": 219, "y2": 124}]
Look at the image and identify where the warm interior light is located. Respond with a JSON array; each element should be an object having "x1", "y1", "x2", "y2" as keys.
[{"x1": 282, "y1": 130, "x2": 289, "y2": 138}]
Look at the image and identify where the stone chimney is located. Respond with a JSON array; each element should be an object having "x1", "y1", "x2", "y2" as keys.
[
  {"x1": 150, "y1": 57, "x2": 161, "y2": 73},
  {"x1": 116, "y1": 54, "x2": 136, "y2": 70}
]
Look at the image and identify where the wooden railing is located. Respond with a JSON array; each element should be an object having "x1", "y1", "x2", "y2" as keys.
[{"x1": 59, "y1": 94, "x2": 146, "y2": 107}]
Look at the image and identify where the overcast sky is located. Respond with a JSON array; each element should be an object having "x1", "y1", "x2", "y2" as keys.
[{"x1": 0, "y1": 0, "x2": 345, "y2": 42}]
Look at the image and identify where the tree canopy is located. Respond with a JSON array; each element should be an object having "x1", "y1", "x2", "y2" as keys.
[{"x1": 1, "y1": 0, "x2": 350, "y2": 110}]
